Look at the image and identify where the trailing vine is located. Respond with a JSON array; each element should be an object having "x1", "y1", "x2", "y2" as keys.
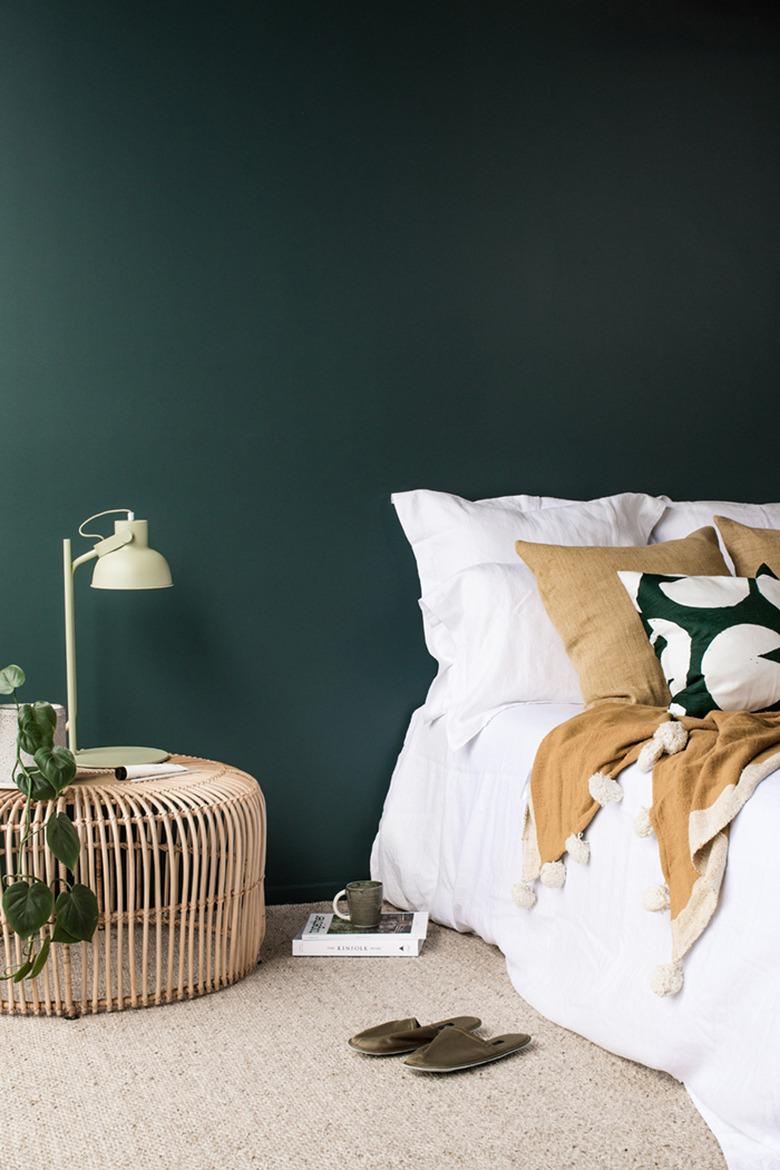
[{"x1": 0, "y1": 663, "x2": 98, "y2": 982}]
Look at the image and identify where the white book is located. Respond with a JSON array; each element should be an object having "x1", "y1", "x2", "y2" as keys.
[{"x1": 292, "y1": 911, "x2": 428, "y2": 957}]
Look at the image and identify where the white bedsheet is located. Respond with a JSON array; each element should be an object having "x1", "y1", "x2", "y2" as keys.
[{"x1": 371, "y1": 704, "x2": 780, "y2": 1170}]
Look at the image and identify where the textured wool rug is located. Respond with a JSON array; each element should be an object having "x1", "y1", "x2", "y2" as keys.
[{"x1": 1, "y1": 904, "x2": 724, "y2": 1170}]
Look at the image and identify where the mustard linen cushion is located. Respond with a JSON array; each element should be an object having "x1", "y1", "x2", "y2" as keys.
[
  {"x1": 714, "y1": 515, "x2": 780, "y2": 578},
  {"x1": 515, "y1": 527, "x2": 729, "y2": 707}
]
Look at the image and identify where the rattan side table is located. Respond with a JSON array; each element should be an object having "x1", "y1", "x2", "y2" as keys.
[{"x1": 0, "y1": 755, "x2": 266, "y2": 1017}]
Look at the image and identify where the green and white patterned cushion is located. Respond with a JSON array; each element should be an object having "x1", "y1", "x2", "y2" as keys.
[{"x1": 618, "y1": 565, "x2": 780, "y2": 718}]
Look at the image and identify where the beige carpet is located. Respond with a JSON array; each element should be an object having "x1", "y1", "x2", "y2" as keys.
[{"x1": 2, "y1": 904, "x2": 724, "y2": 1170}]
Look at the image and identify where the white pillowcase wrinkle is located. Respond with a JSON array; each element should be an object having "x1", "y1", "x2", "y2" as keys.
[{"x1": 416, "y1": 600, "x2": 456, "y2": 721}]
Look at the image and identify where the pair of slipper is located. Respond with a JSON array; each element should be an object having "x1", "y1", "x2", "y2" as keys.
[{"x1": 348, "y1": 1015, "x2": 531, "y2": 1073}]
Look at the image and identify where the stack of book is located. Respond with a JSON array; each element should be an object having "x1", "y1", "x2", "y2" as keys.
[{"x1": 292, "y1": 910, "x2": 429, "y2": 957}]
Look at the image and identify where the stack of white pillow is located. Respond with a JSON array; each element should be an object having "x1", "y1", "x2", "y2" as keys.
[{"x1": 393, "y1": 490, "x2": 780, "y2": 749}]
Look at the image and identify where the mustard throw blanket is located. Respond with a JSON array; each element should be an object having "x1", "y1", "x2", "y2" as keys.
[{"x1": 515, "y1": 705, "x2": 780, "y2": 996}]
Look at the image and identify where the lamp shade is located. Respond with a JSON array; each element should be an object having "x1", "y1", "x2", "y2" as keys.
[{"x1": 90, "y1": 519, "x2": 173, "y2": 590}]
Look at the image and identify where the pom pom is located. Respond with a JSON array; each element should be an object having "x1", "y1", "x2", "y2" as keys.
[
  {"x1": 637, "y1": 739, "x2": 664, "y2": 773},
  {"x1": 642, "y1": 883, "x2": 670, "y2": 912},
  {"x1": 588, "y1": 771, "x2": 623, "y2": 806},
  {"x1": 651, "y1": 961, "x2": 684, "y2": 997},
  {"x1": 638, "y1": 720, "x2": 689, "y2": 772},
  {"x1": 634, "y1": 807, "x2": 654, "y2": 838},
  {"x1": 656, "y1": 720, "x2": 688, "y2": 756},
  {"x1": 540, "y1": 860, "x2": 566, "y2": 888},
  {"x1": 565, "y1": 833, "x2": 590, "y2": 865},
  {"x1": 511, "y1": 882, "x2": 537, "y2": 910}
]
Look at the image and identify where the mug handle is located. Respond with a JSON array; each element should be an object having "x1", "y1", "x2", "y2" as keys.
[{"x1": 332, "y1": 889, "x2": 351, "y2": 921}]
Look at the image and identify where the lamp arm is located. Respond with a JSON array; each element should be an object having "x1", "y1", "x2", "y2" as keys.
[
  {"x1": 71, "y1": 548, "x2": 100, "y2": 574},
  {"x1": 92, "y1": 530, "x2": 134, "y2": 558}
]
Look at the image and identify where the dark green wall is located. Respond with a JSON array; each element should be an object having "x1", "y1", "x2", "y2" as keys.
[{"x1": 1, "y1": 3, "x2": 778, "y2": 901}]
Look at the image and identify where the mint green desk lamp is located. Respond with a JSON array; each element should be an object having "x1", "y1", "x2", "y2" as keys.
[{"x1": 63, "y1": 508, "x2": 173, "y2": 769}]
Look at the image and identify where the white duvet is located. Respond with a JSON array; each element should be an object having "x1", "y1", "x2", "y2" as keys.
[{"x1": 371, "y1": 703, "x2": 780, "y2": 1170}]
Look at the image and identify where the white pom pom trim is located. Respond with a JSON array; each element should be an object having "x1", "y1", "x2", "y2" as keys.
[
  {"x1": 656, "y1": 720, "x2": 688, "y2": 755},
  {"x1": 539, "y1": 860, "x2": 566, "y2": 889},
  {"x1": 565, "y1": 833, "x2": 590, "y2": 865},
  {"x1": 634, "y1": 807, "x2": 654, "y2": 838},
  {"x1": 588, "y1": 771, "x2": 623, "y2": 806},
  {"x1": 651, "y1": 961, "x2": 684, "y2": 997},
  {"x1": 637, "y1": 739, "x2": 664, "y2": 773},
  {"x1": 642, "y1": 883, "x2": 670, "y2": 912},
  {"x1": 511, "y1": 881, "x2": 537, "y2": 910},
  {"x1": 638, "y1": 720, "x2": 688, "y2": 773}
]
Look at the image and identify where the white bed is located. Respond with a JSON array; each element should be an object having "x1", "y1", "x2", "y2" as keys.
[{"x1": 371, "y1": 702, "x2": 780, "y2": 1170}]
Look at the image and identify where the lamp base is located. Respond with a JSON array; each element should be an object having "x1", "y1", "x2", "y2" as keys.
[{"x1": 75, "y1": 745, "x2": 170, "y2": 769}]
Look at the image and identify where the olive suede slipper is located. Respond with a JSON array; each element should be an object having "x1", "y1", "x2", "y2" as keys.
[
  {"x1": 348, "y1": 1016, "x2": 482, "y2": 1056},
  {"x1": 402, "y1": 1025, "x2": 532, "y2": 1072}
]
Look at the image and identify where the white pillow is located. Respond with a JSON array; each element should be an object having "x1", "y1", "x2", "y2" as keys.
[
  {"x1": 392, "y1": 490, "x2": 664, "y2": 598},
  {"x1": 652, "y1": 498, "x2": 780, "y2": 565},
  {"x1": 395, "y1": 490, "x2": 578, "y2": 719},
  {"x1": 421, "y1": 562, "x2": 584, "y2": 748}
]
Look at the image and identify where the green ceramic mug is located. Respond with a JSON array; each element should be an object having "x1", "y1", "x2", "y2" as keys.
[{"x1": 332, "y1": 880, "x2": 383, "y2": 930}]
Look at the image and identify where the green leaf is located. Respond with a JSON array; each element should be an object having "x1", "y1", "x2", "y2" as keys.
[
  {"x1": 33, "y1": 746, "x2": 76, "y2": 793},
  {"x1": 30, "y1": 937, "x2": 51, "y2": 978},
  {"x1": 46, "y1": 812, "x2": 81, "y2": 870},
  {"x1": 11, "y1": 959, "x2": 33, "y2": 983},
  {"x1": 51, "y1": 921, "x2": 80, "y2": 944},
  {"x1": 0, "y1": 664, "x2": 25, "y2": 694},
  {"x1": 3, "y1": 880, "x2": 54, "y2": 938},
  {"x1": 54, "y1": 884, "x2": 98, "y2": 943},
  {"x1": 14, "y1": 767, "x2": 59, "y2": 802},
  {"x1": 17, "y1": 702, "x2": 56, "y2": 754}
]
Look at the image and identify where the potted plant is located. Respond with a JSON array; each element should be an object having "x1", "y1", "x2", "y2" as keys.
[{"x1": 0, "y1": 664, "x2": 98, "y2": 982}]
